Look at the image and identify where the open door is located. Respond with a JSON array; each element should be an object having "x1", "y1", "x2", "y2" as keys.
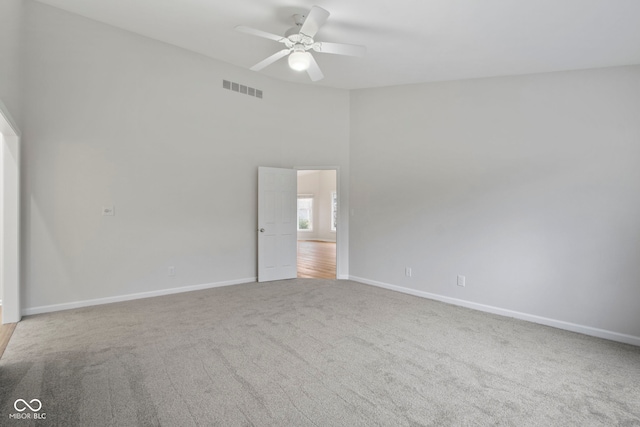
[
  {"x1": 1, "y1": 102, "x2": 21, "y2": 324},
  {"x1": 257, "y1": 167, "x2": 297, "y2": 282}
]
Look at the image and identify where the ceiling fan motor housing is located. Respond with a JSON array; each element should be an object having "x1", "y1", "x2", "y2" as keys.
[{"x1": 285, "y1": 13, "x2": 306, "y2": 37}]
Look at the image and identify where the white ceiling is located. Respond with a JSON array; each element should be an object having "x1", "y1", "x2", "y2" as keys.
[{"x1": 35, "y1": 0, "x2": 640, "y2": 90}]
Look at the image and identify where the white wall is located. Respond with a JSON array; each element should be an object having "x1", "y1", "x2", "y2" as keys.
[
  {"x1": 316, "y1": 170, "x2": 337, "y2": 242},
  {"x1": 350, "y1": 66, "x2": 640, "y2": 340},
  {"x1": 0, "y1": 0, "x2": 23, "y2": 126},
  {"x1": 297, "y1": 170, "x2": 336, "y2": 242},
  {"x1": 20, "y1": 2, "x2": 350, "y2": 311}
]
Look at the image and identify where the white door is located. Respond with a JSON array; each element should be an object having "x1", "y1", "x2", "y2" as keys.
[
  {"x1": 258, "y1": 167, "x2": 297, "y2": 282},
  {"x1": 1, "y1": 105, "x2": 21, "y2": 324}
]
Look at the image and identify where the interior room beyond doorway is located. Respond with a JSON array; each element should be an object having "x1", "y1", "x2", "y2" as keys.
[{"x1": 296, "y1": 170, "x2": 337, "y2": 279}]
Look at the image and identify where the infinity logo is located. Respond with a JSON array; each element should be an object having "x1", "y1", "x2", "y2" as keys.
[{"x1": 14, "y1": 399, "x2": 42, "y2": 412}]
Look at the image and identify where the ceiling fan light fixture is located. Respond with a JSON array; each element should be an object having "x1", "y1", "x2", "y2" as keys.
[
  {"x1": 237, "y1": 5, "x2": 365, "y2": 81},
  {"x1": 288, "y1": 50, "x2": 311, "y2": 71}
]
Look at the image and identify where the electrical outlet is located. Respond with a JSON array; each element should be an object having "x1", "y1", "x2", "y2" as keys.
[
  {"x1": 405, "y1": 267, "x2": 412, "y2": 277},
  {"x1": 457, "y1": 275, "x2": 465, "y2": 287},
  {"x1": 168, "y1": 266, "x2": 176, "y2": 277}
]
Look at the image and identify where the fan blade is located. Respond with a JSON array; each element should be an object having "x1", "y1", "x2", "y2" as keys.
[
  {"x1": 313, "y1": 42, "x2": 366, "y2": 57},
  {"x1": 306, "y1": 54, "x2": 324, "y2": 82},
  {"x1": 250, "y1": 49, "x2": 290, "y2": 71},
  {"x1": 236, "y1": 26, "x2": 285, "y2": 43},
  {"x1": 299, "y1": 6, "x2": 330, "y2": 38}
]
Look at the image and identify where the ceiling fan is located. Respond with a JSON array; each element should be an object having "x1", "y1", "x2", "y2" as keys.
[{"x1": 236, "y1": 6, "x2": 366, "y2": 82}]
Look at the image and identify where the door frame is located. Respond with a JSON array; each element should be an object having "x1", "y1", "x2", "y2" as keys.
[
  {"x1": 0, "y1": 100, "x2": 21, "y2": 324},
  {"x1": 294, "y1": 166, "x2": 346, "y2": 279}
]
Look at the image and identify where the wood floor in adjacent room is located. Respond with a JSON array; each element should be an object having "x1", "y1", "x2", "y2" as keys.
[{"x1": 297, "y1": 240, "x2": 336, "y2": 279}]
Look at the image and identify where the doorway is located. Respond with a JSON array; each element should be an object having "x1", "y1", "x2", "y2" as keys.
[{"x1": 296, "y1": 169, "x2": 337, "y2": 279}]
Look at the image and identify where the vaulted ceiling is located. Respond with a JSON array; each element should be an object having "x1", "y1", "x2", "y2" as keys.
[{"x1": 35, "y1": 0, "x2": 640, "y2": 89}]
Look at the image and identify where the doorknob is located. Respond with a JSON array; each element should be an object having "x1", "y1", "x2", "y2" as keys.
[{"x1": 259, "y1": 228, "x2": 265, "y2": 232}]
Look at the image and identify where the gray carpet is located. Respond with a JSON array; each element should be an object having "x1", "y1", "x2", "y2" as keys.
[{"x1": 1, "y1": 279, "x2": 639, "y2": 426}]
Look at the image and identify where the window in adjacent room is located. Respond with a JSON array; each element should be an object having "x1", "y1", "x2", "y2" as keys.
[
  {"x1": 297, "y1": 196, "x2": 313, "y2": 231},
  {"x1": 331, "y1": 191, "x2": 337, "y2": 231}
]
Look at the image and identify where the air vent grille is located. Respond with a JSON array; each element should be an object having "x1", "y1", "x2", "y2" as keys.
[{"x1": 223, "y1": 80, "x2": 263, "y2": 99}]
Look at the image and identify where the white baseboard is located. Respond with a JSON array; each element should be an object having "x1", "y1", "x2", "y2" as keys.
[
  {"x1": 349, "y1": 275, "x2": 640, "y2": 347},
  {"x1": 22, "y1": 277, "x2": 257, "y2": 316}
]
